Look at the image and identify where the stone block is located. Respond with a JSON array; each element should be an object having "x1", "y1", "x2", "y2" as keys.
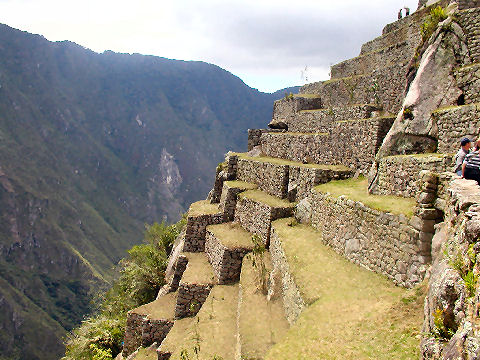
[{"x1": 410, "y1": 216, "x2": 436, "y2": 233}]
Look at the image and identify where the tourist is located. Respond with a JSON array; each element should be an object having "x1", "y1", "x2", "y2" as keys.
[
  {"x1": 455, "y1": 137, "x2": 471, "y2": 176},
  {"x1": 462, "y1": 140, "x2": 480, "y2": 184}
]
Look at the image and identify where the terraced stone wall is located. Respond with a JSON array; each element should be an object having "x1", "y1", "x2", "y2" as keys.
[
  {"x1": 260, "y1": 116, "x2": 394, "y2": 175},
  {"x1": 123, "y1": 313, "x2": 173, "y2": 357},
  {"x1": 371, "y1": 155, "x2": 453, "y2": 197},
  {"x1": 300, "y1": 64, "x2": 407, "y2": 114},
  {"x1": 184, "y1": 213, "x2": 224, "y2": 252},
  {"x1": 455, "y1": 64, "x2": 480, "y2": 104},
  {"x1": 236, "y1": 158, "x2": 289, "y2": 198},
  {"x1": 458, "y1": 7, "x2": 480, "y2": 61},
  {"x1": 248, "y1": 129, "x2": 272, "y2": 151},
  {"x1": 306, "y1": 191, "x2": 429, "y2": 287},
  {"x1": 271, "y1": 96, "x2": 322, "y2": 128},
  {"x1": 434, "y1": 103, "x2": 480, "y2": 154}
]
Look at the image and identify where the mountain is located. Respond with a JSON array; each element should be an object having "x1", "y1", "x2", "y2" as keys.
[{"x1": 0, "y1": 23, "x2": 287, "y2": 359}]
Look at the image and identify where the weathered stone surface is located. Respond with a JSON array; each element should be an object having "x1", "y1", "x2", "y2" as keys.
[
  {"x1": 374, "y1": 16, "x2": 468, "y2": 164},
  {"x1": 219, "y1": 180, "x2": 257, "y2": 221},
  {"x1": 305, "y1": 189, "x2": 425, "y2": 287},
  {"x1": 370, "y1": 154, "x2": 452, "y2": 197},
  {"x1": 184, "y1": 201, "x2": 224, "y2": 252},
  {"x1": 270, "y1": 96, "x2": 322, "y2": 130}
]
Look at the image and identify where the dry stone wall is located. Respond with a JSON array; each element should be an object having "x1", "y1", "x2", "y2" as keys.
[
  {"x1": 174, "y1": 283, "x2": 212, "y2": 318},
  {"x1": 184, "y1": 212, "x2": 224, "y2": 252},
  {"x1": 236, "y1": 158, "x2": 289, "y2": 198},
  {"x1": 260, "y1": 116, "x2": 394, "y2": 175},
  {"x1": 455, "y1": 63, "x2": 480, "y2": 104},
  {"x1": 270, "y1": 96, "x2": 322, "y2": 129},
  {"x1": 331, "y1": 41, "x2": 412, "y2": 79},
  {"x1": 219, "y1": 181, "x2": 257, "y2": 221},
  {"x1": 458, "y1": 7, "x2": 480, "y2": 61},
  {"x1": 123, "y1": 313, "x2": 173, "y2": 357},
  {"x1": 435, "y1": 103, "x2": 480, "y2": 154},
  {"x1": 205, "y1": 230, "x2": 252, "y2": 284},
  {"x1": 305, "y1": 190, "x2": 429, "y2": 287},
  {"x1": 372, "y1": 155, "x2": 453, "y2": 198}
]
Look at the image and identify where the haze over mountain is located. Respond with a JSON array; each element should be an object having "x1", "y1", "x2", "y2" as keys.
[{"x1": 0, "y1": 23, "x2": 298, "y2": 359}]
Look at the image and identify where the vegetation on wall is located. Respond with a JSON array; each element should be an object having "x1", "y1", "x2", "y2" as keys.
[{"x1": 63, "y1": 218, "x2": 185, "y2": 360}]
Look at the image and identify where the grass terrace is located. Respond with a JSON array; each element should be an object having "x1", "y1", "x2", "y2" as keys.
[
  {"x1": 386, "y1": 152, "x2": 449, "y2": 159},
  {"x1": 132, "y1": 346, "x2": 157, "y2": 360},
  {"x1": 223, "y1": 180, "x2": 258, "y2": 190},
  {"x1": 169, "y1": 285, "x2": 239, "y2": 360},
  {"x1": 188, "y1": 200, "x2": 220, "y2": 217},
  {"x1": 292, "y1": 93, "x2": 322, "y2": 98},
  {"x1": 232, "y1": 152, "x2": 351, "y2": 171},
  {"x1": 315, "y1": 177, "x2": 416, "y2": 217},
  {"x1": 207, "y1": 222, "x2": 254, "y2": 249},
  {"x1": 266, "y1": 218, "x2": 424, "y2": 359},
  {"x1": 158, "y1": 317, "x2": 196, "y2": 356},
  {"x1": 182, "y1": 253, "x2": 215, "y2": 285},
  {"x1": 336, "y1": 115, "x2": 395, "y2": 123},
  {"x1": 239, "y1": 190, "x2": 295, "y2": 209},
  {"x1": 131, "y1": 291, "x2": 176, "y2": 320}
]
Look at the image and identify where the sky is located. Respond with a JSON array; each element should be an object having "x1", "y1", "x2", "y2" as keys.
[{"x1": 0, "y1": 0, "x2": 419, "y2": 92}]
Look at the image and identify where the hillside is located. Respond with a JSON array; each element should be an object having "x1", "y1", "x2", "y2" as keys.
[
  {"x1": 112, "y1": 1, "x2": 480, "y2": 359},
  {"x1": 0, "y1": 23, "x2": 299, "y2": 360}
]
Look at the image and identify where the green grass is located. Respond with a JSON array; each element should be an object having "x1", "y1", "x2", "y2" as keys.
[
  {"x1": 169, "y1": 285, "x2": 239, "y2": 360},
  {"x1": 234, "y1": 152, "x2": 351, "y2": 171},
  {"x1": 182, "y1": 253, "x2": 216, "y2": 285},
  {"x1": 188, "y1": 200, "x2": 220, "y2": 217},
  {"x1": 293, "y1": 93, "x2": 321, "y2": 98},
  {"x1": 239, "y1": 254, "x2": 289, "y2": 359},
  {"x1": 223, "y1": 180, "x2": 258, "y2": 190},
  {"x1": 239, "y1": 190, "x2": 295, "y2": 209},
  {"x1": 315, "y1": 177, "x2": 415, "y2": 217},
  {"x1": 131, "y1": 291, "x2": 176, "y2": 320},
  {"x1": 133, "y1": 346, "x2": 158, "y2": 360},
  {"x1": 157, "y1": 317, "x2": 196, "y2": 355},
  {"x1": 265, "y1": 218, "x2": 425, "y2": 360},
  {"x1": 207, "y1": 223, "x2": 254, "y2": 249}
]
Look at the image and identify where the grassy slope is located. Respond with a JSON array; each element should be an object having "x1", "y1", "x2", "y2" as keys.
[{"x1": 266, "y1": 219, "x2": 424, "y2": 359}]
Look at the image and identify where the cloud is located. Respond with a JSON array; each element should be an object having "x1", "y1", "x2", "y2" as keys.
[{"x1": 0, "y1": 0, "x2": 420, "y2": 91}]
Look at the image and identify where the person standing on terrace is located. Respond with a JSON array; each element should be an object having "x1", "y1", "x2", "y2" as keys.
[
  {"x1": 462, "y1": 140, "x2": 480, "y2": 184},
  {"x1": 456, "y1": 137, "x2": 471, "y2": 176}
]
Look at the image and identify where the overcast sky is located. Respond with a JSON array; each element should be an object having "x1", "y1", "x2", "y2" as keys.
[{"x1": 0, "y1": 0, "x2": 419, "y2": 92}]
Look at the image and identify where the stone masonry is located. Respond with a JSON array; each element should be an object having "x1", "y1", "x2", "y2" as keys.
[
  {"x1": 219, "y1": 181, "x2": 258, "y2": 221},
  {"x1": 184, "y1": 212, "x2": 224, "y2": 252},
  {"x1": 305, "y1": 189, "x2": 430, "y2": 287}
]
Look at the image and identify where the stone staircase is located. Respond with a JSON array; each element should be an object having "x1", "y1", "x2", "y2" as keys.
[{"x1": 119, "y1": 1, "x2": 480, "y2": 359}]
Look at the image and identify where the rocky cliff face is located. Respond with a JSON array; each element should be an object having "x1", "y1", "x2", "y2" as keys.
[{"x1": 0, "y1": 23, "x2": 295, "y2": 360}]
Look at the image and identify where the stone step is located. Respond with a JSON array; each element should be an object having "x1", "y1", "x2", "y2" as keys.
[
  {"x1": 370, "y1": 153, "x2": 453, "y2": 198},
  {"x1": 259, "y1": 115, "x2": 394, "y2": 175},
  {"x1": 205, "y1": 222, "x2": 254, "y2": 284},
  {"x1": 455, "y1": 63, "x2": 480, "y2": 105},
  {"x1": 233, "y1": 153, "x2": 353, "y2": 202},
  {"x1": 184, "y1": 200, "x2": 224, "y2": 252},
  {"x1": 125, "y1": 344, "x2": 158, "y2": 360},
  {"x1": 237, "y1": 252, "x2": 289, "y2": 359},
  {"x1": 234, "y1": 189, "x2": 295, "y2": 247},
  {"x1": 434, "y1": 102, "x2": 480, "y2": 154},
  {"x1": 265, "y1": 217, "x2": 425, "y2": 359},
  {"x1": 300, "y1": 63, "x2": 408, "y2": 115},
  {"x1": 167, "y1": 285, "x2": 239, "y2": 360},
  {"x1": 331, "y1": 40, "x2": 412, "y2": 79},
  {"x1": 122, "y1": 292, "x2": 177, "y2": 357},
  {"x1": 309, "y1": 177, "x2": 434, "y2": 287},
  {"x1": 157, "y1": 317, "x2": 196, "y2": 360},
  {"x1": 174, "y1": 252, "x2": 216, "y2": 319},
  {"x1": 270, "y1": 101, "x2": 381, "y2": 133},
  {"x1": 219, "y1": 180, "x2": 258, "y2": 221}
]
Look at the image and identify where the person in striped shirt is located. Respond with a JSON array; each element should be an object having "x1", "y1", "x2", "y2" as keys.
[{"x1": 462, "y1": 140, "x2": 480, "y2": 184}]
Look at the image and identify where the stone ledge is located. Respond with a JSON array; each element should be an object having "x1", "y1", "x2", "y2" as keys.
[
  {"x1": 205, "y1": 222, "x2": 254, "y2": 284},
  {"x1": 174, "y1": 253, "x2": 216, "y2": 318},
  {"x1": 219, "y1": 180, "x2": 258, "y2": 221},
  {"x1": 371, "y1": 154, "x2": 454, "y2": 198},
  {"x1": 331, "y1": 40, "x2": 411, "y2": 79},
  {"x1": 305, "y1": 189, "x2": 428, "y2": 288},
  {"x1": 434, "y1": 103, "x2": 480, "y2": 154},
  {"x1": 455, "y1": 63, "x2": 480, "y2": 105},
  {"x1": 184, "y1": 201, "x2": 224, "y2": 252},
  {"x1": 156, "y1": 317, "x2": 195, "y2": 360},
  {"x1": 235, "y1": 190, "x2": 294, "y2": 246},
  {"x1": 122, "y1": 292, "x2": 177, "y2": 357}
]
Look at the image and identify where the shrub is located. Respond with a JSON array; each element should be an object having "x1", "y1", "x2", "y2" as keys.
[
  {"x1": 63, "y1": 216, "x2": 185, "y2": 359},
  {"x1": 421, "y1": 6, "x2": 448, "y2": 43}
]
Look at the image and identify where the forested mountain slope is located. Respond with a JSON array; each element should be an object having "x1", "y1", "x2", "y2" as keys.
[{"x1": 0, "y1": 23, "x2": 296, "y2": 359}]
